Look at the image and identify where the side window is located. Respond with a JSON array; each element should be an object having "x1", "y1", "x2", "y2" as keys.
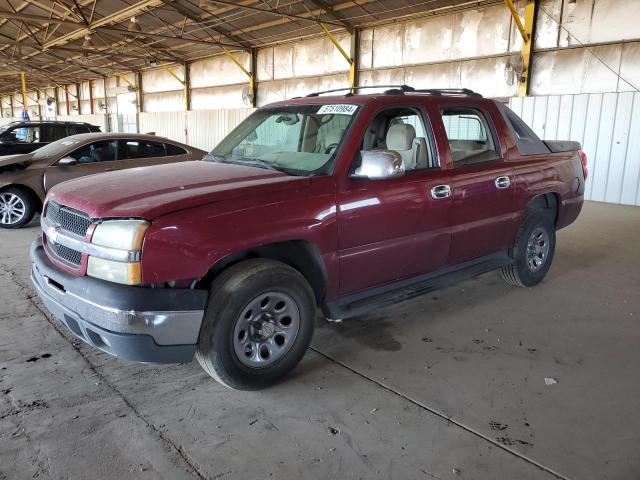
[
  {"x1": 67, "y1": 125, "x2": 87, "y2": 136},
  {"x1": 441, "y1": 108, "x2": 500, "y2": 165},
  {"x1": 165, "y1": 143, "x2": 187, "y2": 156},
  {"x1": 66, "y1": 140, "x2": 118, "y2": 164},
  {"x1": 122, "y1": 140, "x2": 167, "y2": 159},
  {"x1": 12, "y1": 126, "x2": 40, "y2": 143},
  {"x1": 41, "y1": 125, "x2": 67, "y2": 143},
  {"x1": 360, "y1": 107, "x2": 437, "y2": 171}
]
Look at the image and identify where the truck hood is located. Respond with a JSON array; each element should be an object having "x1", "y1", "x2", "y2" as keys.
[{"x1": 47, "y1": 161, "x2": 311, "y2": 219}]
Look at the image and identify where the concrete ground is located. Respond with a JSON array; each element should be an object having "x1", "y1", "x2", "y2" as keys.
[{"x1": 0, "y1": 201, "x2": 638, "y2": 480}]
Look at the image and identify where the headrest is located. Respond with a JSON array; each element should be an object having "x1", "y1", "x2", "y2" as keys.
[
  {"x1": 325, "y1": 128, "x2": 345, "y2": 146},
  {"x1": 386, "y1": 123, "x2": 416, "y2": 151}
]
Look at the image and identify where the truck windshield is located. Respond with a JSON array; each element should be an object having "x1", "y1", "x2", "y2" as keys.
[{"x1": 208, "y1": 104, "x2": 359, "y2": 175}]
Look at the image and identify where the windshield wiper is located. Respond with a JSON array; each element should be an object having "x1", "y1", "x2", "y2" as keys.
[
  {"x1": 203, "y1": 153, "x2": 225, "y2": 162},
  {"x1": 205, "y1": 154, "x2": 301, "y2": 176}
]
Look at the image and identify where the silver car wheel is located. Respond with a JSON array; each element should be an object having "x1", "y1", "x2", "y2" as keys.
[
  {"x1": 233, "y1": 291, "x2": 300, "y2": 368},
  {"x1": 526, "y1": 226, "x2": 550, "y2": 272},
  {"x1": 0, "y1": 192, "x2": 26, "y2": 225}
]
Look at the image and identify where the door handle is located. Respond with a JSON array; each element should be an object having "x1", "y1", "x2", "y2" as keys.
[
  {"x1": 431, "y1": 184, "x2": 452, "y2": 199},
  {"x1": 495, "y1": 176, "x2": 511, "y2": 189}
]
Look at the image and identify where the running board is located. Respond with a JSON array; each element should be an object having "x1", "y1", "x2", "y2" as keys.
[{"x1": 324, "y1": 251, "x2": 512, "y2": 319}]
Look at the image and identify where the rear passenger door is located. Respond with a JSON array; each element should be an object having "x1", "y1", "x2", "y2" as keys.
[{"x1": 436, "y1": 104, "x2": 519, "y2": 264}]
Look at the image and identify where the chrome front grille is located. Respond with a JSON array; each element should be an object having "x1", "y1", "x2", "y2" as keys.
[
  {"x1": 45, "y1": 202, "x2": 93, "y2": 267},
  {"x1": 48, "y1": 241, "x2": 82, "y2": 266},
  {"x1": 46, "y1": 201, "x2": 92, "y2": 237}
]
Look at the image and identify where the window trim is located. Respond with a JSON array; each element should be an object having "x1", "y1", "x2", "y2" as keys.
[
  {"x1": 352, "y1": 104, "x2": 440, "y2": 174},
  {"x1": 439, "y1": 104, "x2": 503, "y2": 167}
]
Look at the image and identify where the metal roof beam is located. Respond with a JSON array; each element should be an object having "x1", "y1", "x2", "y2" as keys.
[
  {"x1": 203, "y1": 0, "x2": 345, "y2": 29},
  {"x1": 305, "y1": 0, "x2": 354, "y2": 33}
]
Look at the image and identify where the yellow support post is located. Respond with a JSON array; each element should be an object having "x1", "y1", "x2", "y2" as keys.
[
  {"x1": 20, "y1": 72, "x2": 28, "y2": 114},
  {"x1": 504, "y1": 0, "x2": 537, "y2": 97},
  {"x1": 156, "y1": 63, "x2": 189, "y2": 111},
  {"x1": 221, "y1": 47, "x2": 254, "y2": 106},
  {"x1": 319, "y1": 22, "x2": 356, "y2": 93}
]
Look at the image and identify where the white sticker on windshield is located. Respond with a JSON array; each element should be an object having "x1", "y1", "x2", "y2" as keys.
[
  {"x1": 60, "y1": 140, "x2": 78, "y2": 146},
  {"x1": 317, "y1": 104, "x2": 358, "y2": 115}
]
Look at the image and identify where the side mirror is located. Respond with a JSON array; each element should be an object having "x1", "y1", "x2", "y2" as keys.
[
  {"x1": 352, "y1": 150, "x2": 405, "y2": 180},
  {"x1": 57, "y1": 156, "x2": 77, "y2": 166}
]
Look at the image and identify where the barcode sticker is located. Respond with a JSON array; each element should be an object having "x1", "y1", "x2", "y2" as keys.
[{"x1": 317, "y1": 104, "x2": 358, "y2": 115}]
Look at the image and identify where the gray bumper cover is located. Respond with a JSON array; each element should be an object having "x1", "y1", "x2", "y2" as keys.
[{"x1": 30, "y1": 239, "x2": 207, "y2": 364}]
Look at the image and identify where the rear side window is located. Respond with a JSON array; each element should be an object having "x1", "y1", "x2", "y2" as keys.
[
  {"x1": 497, "y1": 103, "x2": 550, "y2": 155},
  {"x1": 165, "y1": 143, "x2": 187, "y2": 156},
  {"x1": 441, "y1": 108, "x2": 501, "y2": 165},
  {"x1": 67, "y1": 125, "x2": 90, "y2": 135},
  {"x1": 41, "y1": 125, "x2": 67, "y2": 142},
  {"x1": 122, "y1": 140, "x2": 166, "y2": 159}
]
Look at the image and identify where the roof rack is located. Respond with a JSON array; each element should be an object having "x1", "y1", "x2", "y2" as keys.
[{"x1": 306, "y1": 84, "x2": 482, "y2": 98}]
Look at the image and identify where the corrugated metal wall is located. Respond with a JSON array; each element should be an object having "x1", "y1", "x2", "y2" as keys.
[
  {"x1": 510, "y1": 93, "x2": 640, "y2": 206},
  {"x1": 139, "y1": 108, "x2": 254, "y2": 151}
]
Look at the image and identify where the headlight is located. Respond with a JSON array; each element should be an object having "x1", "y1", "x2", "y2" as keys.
[
  {"x1": 87, "y1": 220, "x2": 148, "y2": 285},
  {"x1": 92, "y1": 220, "x2": 148, "y2": 250}
]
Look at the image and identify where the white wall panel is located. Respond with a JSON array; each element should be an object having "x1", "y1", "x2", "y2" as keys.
[
  {"x1": 191, "y1": 85, "x2": 247, "y2": 110},
  {"x1": 143, "y1": 91, "x2": 184, "y2": 112},
  {"x1": 142, "y1": 67, "x2": 184, "y2": 93},
  {"x1": 62, "y1": 114, "x2": 107, "y2": 131},
  {"x1": 190, "y1": 54, "x2": 250, "y2": 88},
  {"x1": 510, "y1": 93, "x2": 640, "y2": 206},
  {"x1": 139, "y1": 111, "x2": 186, "y2": 143},
  {"x1": 186, "y1": 108, "x2": 254, "y2": 151}
]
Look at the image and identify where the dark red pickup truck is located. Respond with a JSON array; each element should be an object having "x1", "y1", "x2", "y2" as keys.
[{"x1": 31, "y1": 86, "x2": 586, "y2": 390}]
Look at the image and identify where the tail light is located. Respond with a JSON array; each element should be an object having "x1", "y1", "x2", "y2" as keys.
[{"x1": 578, "y1": 149, "x2": 588, "y2": 180}]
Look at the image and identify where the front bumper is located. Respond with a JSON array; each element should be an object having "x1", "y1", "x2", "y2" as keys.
[{"x1": 30, "y1": 239, "x2": 207, "y2": 364}]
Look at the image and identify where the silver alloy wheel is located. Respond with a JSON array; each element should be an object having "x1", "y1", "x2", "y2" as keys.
[
  {"x1": 233, "y1": 291, "x2": 300, "y2": 368},
  {"x1": 0, "y1": 192, "x2": 26, "y2": 226},
  {"x1": 526, "y1": 226, "x2": 550, "y2": 272}
]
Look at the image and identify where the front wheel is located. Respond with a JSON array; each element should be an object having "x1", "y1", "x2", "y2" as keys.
[
  {"x1": 0, "y1": 187, "x2": 36, "y2": 229},
  {"x1": 196, "y1": 259, "x2": 316, "y2": 390},
  {"x1": 501, "y1": 212, "x2": 556, "y2": 287}
]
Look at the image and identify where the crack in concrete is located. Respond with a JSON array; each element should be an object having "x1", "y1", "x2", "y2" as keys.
[
  {"x1": 1, "y1": 263, "x2": 211, "y2": 480},
  {"x1": 310, "y1": 347, "x2": 573, "y2": 480}
]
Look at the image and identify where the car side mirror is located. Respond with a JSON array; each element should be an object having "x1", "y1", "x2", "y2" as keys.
[
  {"x1": 351, "y1": 150, "x2": 405, "y2": 180},
  {"x1": 57, "y1": 156, "x2": 77, "y2": 166}
]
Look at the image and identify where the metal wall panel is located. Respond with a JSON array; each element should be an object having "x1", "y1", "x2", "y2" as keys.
[
  {"x1": 191, "y1": 85, "x2": 247, "y2": 110},
  {"x1": 142, "y1": 67, "x2": 185, "y2": 94},
  {"x1": 138, "y1": 108, "x2": 254, "y2": 151},
  {"x1": 510, "y1": 93, "x2": 640, "y2": 206},
  {"x1": 139, "y1": 111, "x2": 186, "y2": 143},
  {"x1": 186, "y1": 108, "x2": 254, "y2": 151},
  {"x1": 190, "y1": 54, "x2": 250, "y2": 88}
]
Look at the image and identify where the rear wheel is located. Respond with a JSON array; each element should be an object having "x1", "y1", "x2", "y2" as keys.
[
  {"x1": 196, "y1": 259, "x2": 316, "y2": 390},
  {"x1": 0, "y1": 187, "x2": 35, "y2": 229},
  {"x1": 501, "y1": 212, "x2": 556, "y2": 287}
]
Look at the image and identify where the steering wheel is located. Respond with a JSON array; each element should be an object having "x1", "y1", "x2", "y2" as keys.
[{"x1": 324, "y1": 143, "x2": 339, "y2": 154}]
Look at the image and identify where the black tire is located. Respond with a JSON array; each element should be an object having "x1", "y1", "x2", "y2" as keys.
[
  {"x1": 501, "y1": 212, "x2": 556, "y2": 287},
  {"x1": 196, "y1": 259, "x2": 316, "y2": 390},
  {"x1": 0, "y1": 187, "x2": 36, "y2": 229}
]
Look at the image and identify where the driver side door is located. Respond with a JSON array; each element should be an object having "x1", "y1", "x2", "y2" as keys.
[{"x1": 43, "y1": 139, "x2": 118, "y2": 191}]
